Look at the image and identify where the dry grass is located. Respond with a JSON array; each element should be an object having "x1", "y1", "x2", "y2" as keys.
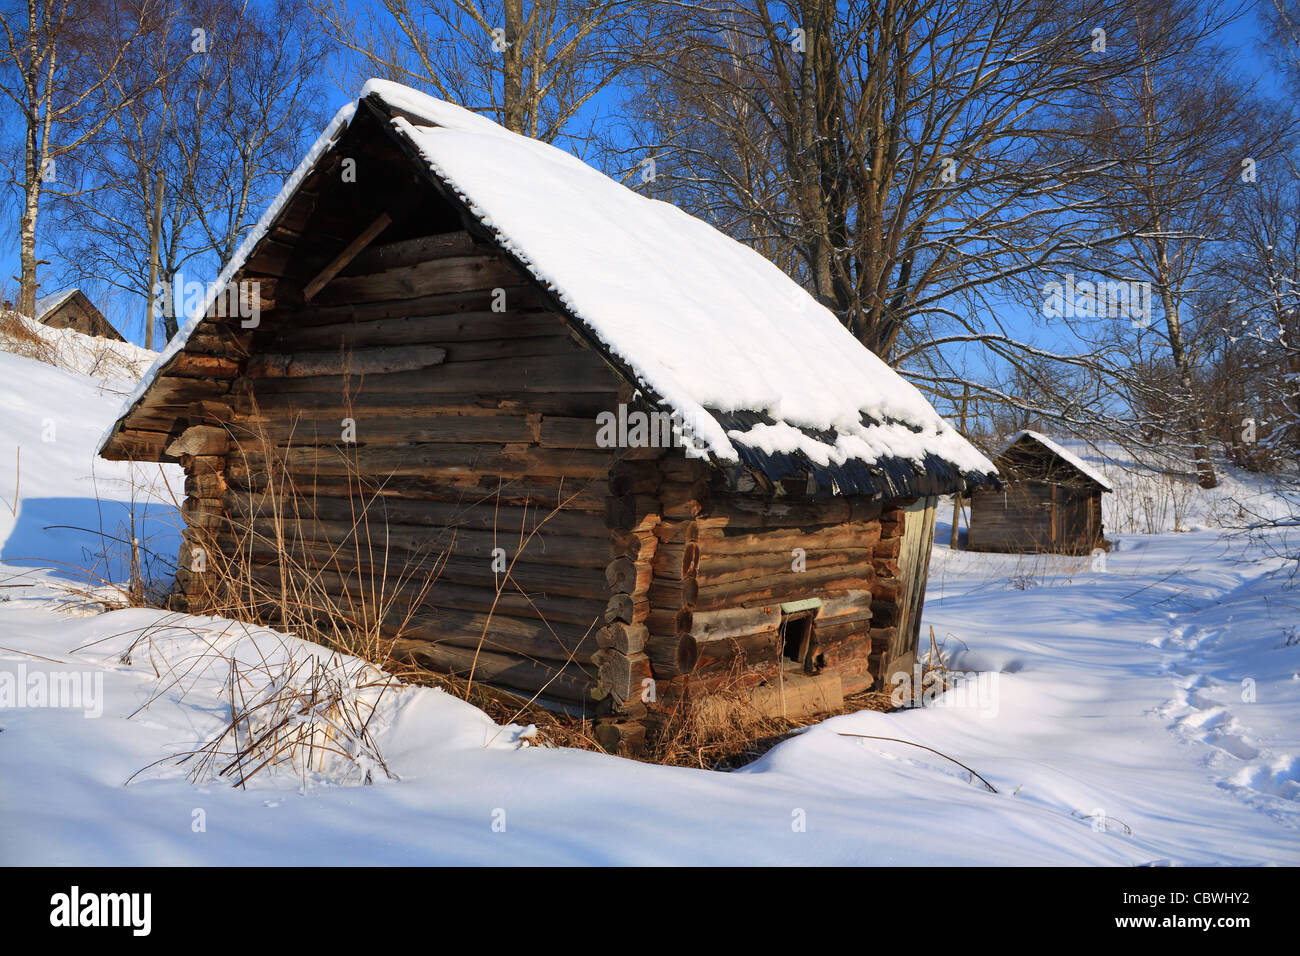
[
  {"x1": 102, "y1": 616, "x2": 400, "y2": 788},
  {"x1": 0, "y1": 309, "x2": 56, "y2": 365},
  {"x1": 190, "y1": 410, "x2": 600, "y2": 723},
  {"x1": 189, "y1": 416, "x2": 446, "y2": 668}
]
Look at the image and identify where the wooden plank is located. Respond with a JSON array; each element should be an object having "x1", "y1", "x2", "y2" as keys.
[
  {"x1": 345, "y1": 230, "x2": 478, "y2": 274},
  {"x1": 245, "y1": 345, "x2": 446, "y2": 379},
  {"x1": 313, "y1": 254, "x2": 522, "y2": 305},
  {"x1": 303, "y1": 212, "x2": 393, "y2": 301}
]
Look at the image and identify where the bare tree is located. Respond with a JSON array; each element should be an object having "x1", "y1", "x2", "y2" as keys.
[
  {"x1": 311, "y1": 0, "x2": 664, "y2": 146},
  {"x1": 0, "y1": 0, "x2": 168, "y2": 317},
  {"x1": 1072, "y1": 9, "x2": 1292, "y2": 487},
  {"x1": 625, "y1": 0, "x2": 1209, "y2": 355},
  {"x1": 1203, "y1": 158, "x2": 1300, "y2": 465},
  {"x1": 49, "y1": 0, "x2": 327, "y2": 344}
]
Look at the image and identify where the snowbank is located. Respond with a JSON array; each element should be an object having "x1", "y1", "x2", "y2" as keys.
[{"x1": 0, "y1": 309, "x2": 154, "y2": 381}]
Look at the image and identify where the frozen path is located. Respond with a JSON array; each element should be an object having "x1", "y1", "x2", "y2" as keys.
[{"x1": 920, "y1": 531, "x2": 1299, "y2": 864}]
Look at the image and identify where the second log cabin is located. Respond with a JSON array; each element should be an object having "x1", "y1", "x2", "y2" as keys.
[
  {"x1": 968, "y1": 431, "x2": 1112, "y2": 555},
  {"x1": 98, "y1": 81, "x2": 997, "y2": 751}
]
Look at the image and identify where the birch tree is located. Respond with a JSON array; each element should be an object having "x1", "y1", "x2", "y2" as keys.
[
  {"x1": 50, "y1": 0, "x2": 327, "y2": 344},
  {"x1": 0, "y1": 0, "x2": 166, "y2": 318}
]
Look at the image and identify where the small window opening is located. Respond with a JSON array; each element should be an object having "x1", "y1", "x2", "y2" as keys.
[{"x1": 780, "y1": 611, "x2": 817, "y2": 673}]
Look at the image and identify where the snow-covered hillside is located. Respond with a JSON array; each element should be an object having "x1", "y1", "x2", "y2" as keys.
[
  {"x1": 0, "y1": 347, "x2": 181, "y2": 593},
  {"x1": 0, "y1": 309, "x2": 156, "y2": 381},
  {"x1": 0, "y1": 351, "x2": 1296, "y2": 865}
]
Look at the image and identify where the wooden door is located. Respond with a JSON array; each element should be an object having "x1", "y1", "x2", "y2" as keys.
[{"x1": 884, "y1": 496, "x2": 938, "y2": 684}]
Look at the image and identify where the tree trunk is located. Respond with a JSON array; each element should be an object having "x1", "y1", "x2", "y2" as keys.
[
  {"x1": 1157, "y1": 274, "x2": 1217, "y2": 488},
  {"x1": 502, "y1": 0, "x2": 524, "y2": 134},
  {"x1": 19, "y1": 98, "x2": 42, "y2": 318}
]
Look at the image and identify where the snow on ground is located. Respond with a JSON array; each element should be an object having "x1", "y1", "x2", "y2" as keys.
[
  {"x1": 0, "y1": 350, "x2": 181, "y2": 591},
  {"x1": 1, "y1": 352, "x2": 1297, "y2": 865},
  {"x1": 1, "y1": 310, "x2": 156, "y2": 381}
]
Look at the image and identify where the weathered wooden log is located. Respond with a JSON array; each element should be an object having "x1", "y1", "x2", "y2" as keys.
[
  {"x1": 391, "y1": 637, "x2": 594, "y2": 705},
  {"x1": 236, "y1": 515, "x2": 612, "y2": 568},
  {"x1": 646, "y1": 606, "x2": 691, "y2": 635},
  {"x1": 246, "y1": 345, "x2": 447, "y2": 379},
  {"x1": 169, "y1": 353, "x2": 242, "y2": 379},
  {"x1": 186, "y1": 454, "x2": 227, "y2": 479},
  {"x1": 313, "y1": 253, "x2": 522, "y2": 305},
  {"x1": 868, "y1": 627, "x2": 898, "y2": 653},
  {"x1": 658, "y1": 479, "x2": 708, "y2": 513},
  {"x1": 185, "y1": 468, "x2": 228, "y2": 499},
  {"x1": 225, "y1": 492, "x2": 608, "y2": 540},
  {"x1": 217, "y1": 534, "x2": 609, "y2": 601},
  {"x1": 651, "y1": 543, "x2": 699, "y2": 579},
  {"x1": 228, "y1": 472, "x2": 610, "y2": 512},
  {"x1": 702, "y1": 495, "x2": 882, "y2": 529},
  {"x1": 594, "y1": 649, "x2": 653, "y2": 704},
  {"x1": 537, "y1": 416, "x2": 604, "y2": 449},
  {"x1": 609, "y1": 462, "x2": 662, "y2": 496},
  {"x1": 227, "y1": 441, "x2": 612, "y2": 481},
  {"x1": 610, "y1": 528, "x2": 658, "y2": 563},
  {"x1": 605, "y1": 593, "x2": 649, "y2": 625},
  {"x1": 813, "y1": 618, "x2": 873, "y2": 647},
  {"x1": 290, "y1": 284, "x2": 549, "y2": 327},
  {"x1": 605, "y1": 557, "x2": 652, "y2": 595},
  {"x1": 872, "y1": 576, "x2": 901, "y2": 605},
  {"x1": 244, "y1": 356, "x2": 618, "y2": 396},
  {"x1": 398, "y1": 609, "x2": 600, "y2": 663},
  {"x1": 693, "y1": 567, "x2": 876, "y2": 613},
  {"x1": 875, "y1": 536, "x2": 902, "y2": 559},
  {"x1": 605, "y1": 494, "x2": 660, "y2": 532},
  {"x1": 696, "y1": 522, "x2": 882, "y2": 556},
  {"x1": 597, "y1": 622, "x2": 648, "y2": 654},
  {"x1": 647, "y1": 577, "x2": 697, "y2": 609},
  {"x1": 695, "y1": 549, "x2": 875, "y2": 586},
  {"x1": 652, "y1": 519, "x2": 699, "y2": 545},
  {"x1": 240, "y1": 563, "x2": 604, "y2": 630},
  {"x1": 182, "y1": 326, "x2": 254, "y2": 358},
  {"x1": 166, "y1": 425, "x2": 229, "y2": 458},
  {"x1": 181, "y1": 497, "x2": 226, "y2": 531},
  {"x1": 689, "y1": 605, "x2": 782, "y2": 642},
  {"x1": 687, "y1": 627, "x2": 780, "y2": 670},
  {"x1": 644, "y1": 632, "x2": 696, "y2": 675},
  {"x1": 281, "y1": 312, "x2": 568, "y2": 352},
  {"x1": 658, "y1": 455, "x2": 709, "y2": 482},
  {"x1": 814, "y1": 590, "x2": 874, "y2": 617},
  {"x1": 345, "y1": 230, "x2": 478, "y2": 273}
]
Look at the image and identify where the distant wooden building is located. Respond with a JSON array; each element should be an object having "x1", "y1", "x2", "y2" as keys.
[
  {"x1": 35, "y1": 288, "x2": 124, "y2": 341},
  {"x1": 98, "y1": 81, "x2": 995, "y2": 749},
  {"x1": 968, "y1": 431, "x2": 1111, "y2": 555}
]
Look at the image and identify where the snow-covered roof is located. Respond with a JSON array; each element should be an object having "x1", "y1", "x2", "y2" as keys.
[
  {"x1": 1004, "y1": 431, "x2": 1113, "y2": 491},
  {"x1": 35, "y1": 287, "x2": 80, "y2": 320},
  {"x1": 101, "y1": 81, "x2": 996, "y2": 497}
]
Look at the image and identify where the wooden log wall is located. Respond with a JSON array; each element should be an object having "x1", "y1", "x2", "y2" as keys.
[
  {"x1": 601, "y1": 450, "x2": 919, "y2": 727},
  {"x1": 968, "y1": 481, "x2": 1104, "y2": 554},
  {"x1": 207, "y1": 227, "x2": 635, "y2": 708}
]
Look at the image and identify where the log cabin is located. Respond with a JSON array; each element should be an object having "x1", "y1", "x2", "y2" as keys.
[
  {"x1": 35, "y1": 288, "x2": 124, "y2": 341},
  {"x1": 968, "y1": 431, "x2": 1111, "y2": 555},
  {"x1": 97, "y1": 81, "x2": 997, "y2": 751}
]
